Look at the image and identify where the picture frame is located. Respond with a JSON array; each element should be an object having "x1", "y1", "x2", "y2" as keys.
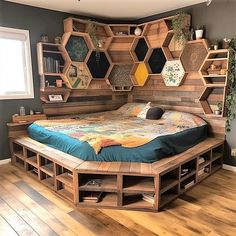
[{"x1": 48, "y1": 94, "x2": 63, "y2": 101}]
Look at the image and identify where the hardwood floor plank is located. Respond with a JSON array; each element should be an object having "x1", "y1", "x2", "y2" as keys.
[
  {"x1": 0, "y1": 164, "x2": 236, "y2": 236},
  {"x1": 0, "y1": 215, "x2": 18, "y2": 236},
  {"x1": 0, "y1": 197, "x2": 38, "y2": 236},
  {"x1": 0, "y1": 184, "x2": 57, "y2": 236},
  {"x1": 14, "y1": 180, "x2": 96, "y2": 236}
]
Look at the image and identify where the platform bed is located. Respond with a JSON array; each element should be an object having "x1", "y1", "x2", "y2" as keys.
[{"x1": 9, "y1": 136, "x2": 224, "y2": 212}]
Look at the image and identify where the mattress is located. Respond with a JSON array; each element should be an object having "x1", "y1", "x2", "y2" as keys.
[{"x1": 28, "y1": 110, "x2": 208, "y2": 163}]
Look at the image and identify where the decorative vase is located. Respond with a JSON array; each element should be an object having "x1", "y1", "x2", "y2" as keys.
[
  {"x1": 214, "y1": 44, "x2": 218, "y2": 50},
  {"x1": 134, "y1": 27, "x2": 142, "y2": 36},
  {"x1": 195, "y1": 29, "x2": 204, "y2": 39}
]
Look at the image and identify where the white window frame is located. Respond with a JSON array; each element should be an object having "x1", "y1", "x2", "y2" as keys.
[{"x1": 0, "y1": 26, "x2": 34, "y2": 100}]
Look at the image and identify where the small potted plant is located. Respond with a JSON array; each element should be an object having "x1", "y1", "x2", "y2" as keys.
[
  {"x1": 223, "y1": 38, "x2": 231, "y2": 49},
  {"x1": 195, "y1": 25, "x2": 204, "y2": 39},
  {"x1": 214, "y1": 102, "x2": 223, "y2": 115}
]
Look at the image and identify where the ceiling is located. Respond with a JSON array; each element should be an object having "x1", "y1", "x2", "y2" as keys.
[{"x1": 6, "y1": 0, "x2": 207, "y2": 20}]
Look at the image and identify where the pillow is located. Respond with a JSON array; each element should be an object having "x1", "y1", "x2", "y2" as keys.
[
  {"x1": 146, "y1": 107, "x2": 164, "y2": 120},
  {"x1": 137, "y1": 105, "x2": 164, "y2": 120},
  {"x1": 114, "y1": 102, "x2": 149, "y2": 117},
  {"x1": 137, "y1": 102, "x2": 151, "y2": 118}
]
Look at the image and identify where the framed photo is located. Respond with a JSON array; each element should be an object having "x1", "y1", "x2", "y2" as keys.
[{"x1": 48, "y1": 94, "x2": 63, "y2": 101}]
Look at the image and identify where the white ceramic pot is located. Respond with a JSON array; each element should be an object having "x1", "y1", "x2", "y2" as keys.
[
  {"x1": 134, "y1": 27, "x2": 142, "y2": 36},
  {"x1": 195, "y1": 29, "x2": 204, "y2": 39}
]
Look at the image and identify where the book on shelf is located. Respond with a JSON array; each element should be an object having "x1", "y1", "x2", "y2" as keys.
[
  {"x1": 198, "y1": 168, "x2": 205, "y2": 176},
  {"x1": 181, "y1": 168, "x2": 190, "y2": 177},
  {"x1": 199, "y1": 157, "x2": 205, "y2": 165},
  {"x1": 82, "y1": 192, "x2": 102, "y2": 203},
  {"x1": 43, "y1": 57, "x2": 61, "y2": 73},
  {"x1": 142, "y1": 193, "x2": 155, "y2": 204},
  {"x1": 182, "y1": 180, "x2": 195, "y2": 190}
]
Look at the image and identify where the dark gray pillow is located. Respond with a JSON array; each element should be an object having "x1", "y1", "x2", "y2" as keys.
[{"x1": 146, "y1": 107, "x2": 164, "y2": 120}]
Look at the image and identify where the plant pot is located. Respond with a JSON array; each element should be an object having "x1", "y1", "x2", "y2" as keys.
[
  {"x1": 195, "y1": 29, "x2": 204, "y2": 39},
  {"x1": 214, "y1": 110, "x2": 221, "y2": 115}
]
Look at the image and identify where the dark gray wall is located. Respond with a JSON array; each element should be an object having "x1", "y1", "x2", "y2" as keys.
[
  {"x1": 1, "y1": 0, "x2": 236, "y2": 166},
  {"x1": 0, "y1": 1, "x2": 71, "y2": 160},
  {"x1": 137, "y1": 0, "x2": 236, "y2": 166}
]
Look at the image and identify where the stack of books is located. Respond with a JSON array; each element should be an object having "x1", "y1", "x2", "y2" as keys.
[
  {"x1": 82, "y1": 192, "x2": 102, "y2": 203},
  {"x1": 199, "y1": 157, "x2": 205, "y2": 165},
  {"x1": 142, "y1": 193, "x2": 155, "y2": 204},
  {"x1": 181, "y1": 168, "x2": 190, "y2": 177},
  {"x1": 43, "y1": 57, "x2": 61, "y2": 73},
  {"x1": 182, "y1": 180, "x2": 195, "y2": 190}
]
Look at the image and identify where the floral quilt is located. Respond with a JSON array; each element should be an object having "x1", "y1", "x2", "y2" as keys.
[{"x1": 34, "y1": 111, "x2": 206, "y2": 154}]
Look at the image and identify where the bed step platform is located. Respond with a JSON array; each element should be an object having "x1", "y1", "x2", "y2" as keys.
[{"x1": 10, "y1": 136, "x2": 224, "y2": 211}]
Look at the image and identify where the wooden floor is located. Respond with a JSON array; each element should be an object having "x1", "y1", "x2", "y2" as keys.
[{"x1": 0, "y1": 164, "x2": 235, "y2": 236}]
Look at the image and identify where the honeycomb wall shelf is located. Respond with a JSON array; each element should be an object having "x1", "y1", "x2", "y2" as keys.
[
  {"x1": 147, "y1": 48, "x2": 166, "y2": 74},
  {"x1": 130, "y1": 62, "x2": 149, "y2": 86},
  {"x1": 161, "y1": 60, "x2": 186, "y2": 86},
  {"x1": 86, "y1": 51, "x2": 112, "y2": 79},
  {"x1": 131, "y1": 37, "x2": 149, "y2": 62},
  {"x1": 63, "y1": 62, "x2": 92, "y2": 89},
  {"x1": 62, "y1": 32, "x2": 93, "y2": 63},
  {"x1": 107, "y1": 64, "x2": 133, "y2": 91},
  {"x1": 181, "y1": 39, "x2": 209, "y2": 73}
]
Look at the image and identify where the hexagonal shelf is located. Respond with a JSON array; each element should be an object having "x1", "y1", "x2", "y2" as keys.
[
  {"x1": 107, "y1": 64, "x2": 133, "y2": 91},
  {"x1": 87, "y1": 22, "x2": 113, "y2": 51},
  {"x1": 64, "y1": 63, "x2": 91, "y2": 89},
  {"x1": 161, "y1": 60, "x2": 186, "y2": 86},
  {"x1": 62, "y1": 32, "x2": 92, "y2": 62},
  {"x1": 200, "y1": 49, "x2": 229, "y2": 86},
  {"x1": 86, "y1": 51, "x2": 112, "y2": 79},
  {"x1": 162, "y1": 31, "x2": 184, "y2": 60},
  {"x1": 147, "y1": 48, "x2": 166, "y2": 74},
  {"x1": 199, "y1": 86, "x2": 225, "y2": 117},
  {"x1": 181, "y1": 39, "x2": 209, "y2": 72},
  {"x1": 131, "y1": 62, "x2": 149, "y2": 86},
  {"x1": 131, "y1": 37, "x2": 149, "y2": 62}
]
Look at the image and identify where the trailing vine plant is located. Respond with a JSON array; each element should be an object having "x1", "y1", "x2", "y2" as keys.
[
  {"x1": 171, "y1": 12, "x2": 191, "y2": 46},
  {"x1": 226, "y1": 37, "x2": 236, "y2": 131}
]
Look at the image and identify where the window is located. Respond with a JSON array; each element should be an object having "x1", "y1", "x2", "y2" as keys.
[{"x1": 0, "y1": 27, "x2": 34, "y2": 100}]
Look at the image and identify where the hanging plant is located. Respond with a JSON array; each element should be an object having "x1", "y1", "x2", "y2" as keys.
[
  {"x1": 172, "y1": 12, "x2": 191, "y2": 46},
  {"x1": 226, "y1": 37, "x2": 236, "y2": 132}
]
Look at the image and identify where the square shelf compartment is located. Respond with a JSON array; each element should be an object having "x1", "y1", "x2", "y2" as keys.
[
  {"x1": 79, "y1": 191, "x2": 117, "y2": 207},
  {"x1": 14, "y1": 155, "x2": 25, "y2": 169},
  {"x1": 159, "y1": 184, "x2": 178, "y2": 209},
  {"x1": 40, "y1": 172, "x2": 54, "y2": 190},
  {"x1": 39, "y1": 156, "x2": 54, "y2": 177},
  {"x1": 56, "y1": 181, "x2": 74, "y2": 202},
  {"x1": 56, "y1": 165, "x2": 73, "y2": 188},
  {"x1": 180, "y1": 158, "x2": 197, "y2": 181},
  {"x1": 160, "y1": 167, "x2": 179, "y2": 194},
  {"x1": 26, "y1": 163, "x2": 39, "y2": 178},
  {"x1": 212, "y1": 145, "x2": 224, "y2": 162},
  {"x1": 180, "y1": 175, "x2": 196, "y2": 193},
  {"x1": 13, "y1": 143, "x2": 24, "y2": 160},
  {"x1": 123, "y1": 176, "x2": 155, "y2": 193},
  {"x1": 79, "y1": 174, "x2": 117, "y2": 192},
  {"x1": 25, "y1": 149, "x2": 37, "y2": 167},
  {"x1": 211, "y1": 158, "x2": 222, "y2": 173},
  {"x1": 122, "y1": 193, "x2": 154, "y2": 209},
  {"x1": 198, "y1": 150, "x2": 211, "y2": 170}
]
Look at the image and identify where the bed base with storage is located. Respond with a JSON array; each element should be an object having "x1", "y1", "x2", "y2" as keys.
[{"x1": 9, "y1": 136, "x2": 224, "y2": 212}]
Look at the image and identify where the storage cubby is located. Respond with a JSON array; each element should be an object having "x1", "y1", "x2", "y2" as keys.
[
  {"x1": 107, "y1": 64, "x2": 133, "y2": 90},
  {"x1": 40, "y1": 172, "x2": 54, "y2": 190},
  {"x1": 159, "y1": 184, "x2": 178, "y2": 208},
  {"x1": 198, "y1": 151, "x2": 211, "y2": 169},
  {"x1": 12, "y1": 143, "x2": 24, "y2": 159},
  {"x1": 130, "y1": 62, "x2": 149, "y2": 86},
  {"x1": 199, "y1": 87, "x2": 226, "y2": 117},
  {"x1": 180, "y1": 158, "x2": 197, "y2": 181},
  {"x1": 211, "y1": 158, "x2": 223, "y2": 173},
  {"x1": 56, "y1": 165, "x2": 73, "y2": 187},
  {"x1": 56, "y1": 181, "x2": 74, "y2": 202},
  {"x1": 86, "y1": 51, "x2": 112, "y2": 79},
  {"x1": 109, "y1": 25, "x2": 129, "y2": 36},
  {"x1": 108, "y1": 51, "x2": 134, "y2": 64},
  {"x1": 123, "y1": 176, "x2": 155, "y2": 193},
  {"x1": 147, "y1": 48, "x2": 166, "y2": 74},
  {"x1": 123, "y1": 193, "x2": 154, "y2": 209},
  {"x1": 79, "y1": 174, "x2": 117, "y2": 192},
  {"x1": 180, "y1": 175, "x2": 196, "y2": 193},
  {"x1": 64, "y1": 18, "x2": 89, "y2": 33},
  {"x1": 39, "y1": 156, "x2": 54, "y2": 177},
  {"x1": 212, "y1": 145, "x2": 224, "y2": 162},
  {"x1": 25, "y1": 149, "x2": 37, "y2": 167},
  {"x1": 131, "y1": 37, "x2": 149, "y2": 62},
  {"x1": 14, "y1": 155, "x2": 25, "y2": 169},
  {"x1": 26, "y1": 163, "x2": 39, "y2": 178},
  {"x1": 160, "y1": 167, "x2": 179, "y2": 194}
]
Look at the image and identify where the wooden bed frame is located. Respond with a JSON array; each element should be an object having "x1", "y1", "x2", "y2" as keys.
[{"x1": 8, "y1": 129, "x2": 224, "y2": 212}]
